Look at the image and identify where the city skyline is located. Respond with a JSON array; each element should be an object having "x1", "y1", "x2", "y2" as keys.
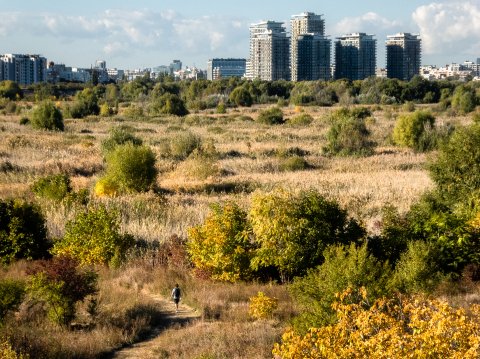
[{"x1": 0, "y1": 0, "x2": 479, "y2": 69}]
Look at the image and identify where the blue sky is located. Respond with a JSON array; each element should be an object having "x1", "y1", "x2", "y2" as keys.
[{"x1": 1, "y1": 0, "x2": 479, "y2": 69}]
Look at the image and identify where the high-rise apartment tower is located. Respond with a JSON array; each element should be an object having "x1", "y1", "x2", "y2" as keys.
[
  {"x1": 290, "y1": 12, "x2": 325, "y2": 81},
  {"x1": 334, "y1": 33, "x2": 377, "y2": 80},
  {"x1": 295, "y1": 34, "x2": 331, "y2": 81},
  {"x1": 386, "y1": 33, "x2": 421, "y2": 81},
  {"x1": 247, "y1": 21, "x2": 290, "y2": 81}
]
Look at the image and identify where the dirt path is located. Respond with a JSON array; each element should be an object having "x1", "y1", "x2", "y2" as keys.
[{"x1": 111, "y1": 292, "x2": 201, "y2": 359}]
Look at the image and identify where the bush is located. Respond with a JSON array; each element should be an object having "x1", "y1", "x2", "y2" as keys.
[
  {"x1": 248, "y1": 292, "x2": 278, "y2": 320},
  {"x1": 52, "y1": 206, "x2": 134, "y2": 266},
  {"x1": 99, "y1": 103, "x2": 113, "y2": 117},
  {"x1": 249, "y1": 188, "x2": 365, "y2": 280},
  {"x1": 174, "y1": 152, "x2": 220, "y2": 180},
  {"x1": 100, "y1": 143, "x2": 157, "y2": 194},
  {"x1": 256, "y1": 107, "x2": 284, "y2": 125},
  {"x1": 69, "y1": 88, "x2": 99, "y2": 119},
  {"x1": 451, "y1": 85, "x2": 477, "y2": 114},
  {"x1": 30, "y1": 101, "x2": 64, "y2": 131},
  {"x1": 0, "y1": 80, "x2": 22, "y2": 100},
  {"x1": 229, "y1": 87, "x2": 253, "y2": 107},
  {"x1": 0, "y1": 339, "x2": 27, "y2": 359},
  {"x1": 187, "y1": 202, "x2": 254, "y2": 282},
  {"x1": 19, "y1": 117, "x2": 29, "y2": 125},
  {"x1": 390, "y1": 240, "x2": 444, "y2": 294},
  {"x1": 27, "y1": 256, "x2": 97, "y2": 325},
  {"x1": 0, "y1": 279, "x2": 25, "y2": 320},
  {"x1": 392, "y1": 110, "x2": 435, "y2": 151},
  {"x1": 274, "y1": 289, "x2": 480, "y2": 358},
  {"x1": 150, "y1": 93, "x2": 188, "y2": 116},
  {"x1": 279, "y1": 156, "x2": 310, "y2": 172},
  {"x1": 0, "y1": 200, "x2": 50, "y2": 264},
  {"x1": 289, "y1": 244, "x2": 391, "y2": 332},
  {"x1": 166, "y1": 132, "x2": 202, "y2": 160},
  {"x1": 101, "y1": 126, "x2": 143, "y2": 156},
  {"x1": 31, "y1": 174, "x2": 72, "y2": 201},
  {"x1": 287, "y1": 113, "x2": 313, "y2": 126},
  {"x1": 324, "y1": 107, "x2": 375, "y2": 156}
]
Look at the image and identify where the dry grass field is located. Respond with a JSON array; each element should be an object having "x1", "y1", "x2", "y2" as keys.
[{"x1": 0, "y1": 102, "x2": 474, "y2": 358}]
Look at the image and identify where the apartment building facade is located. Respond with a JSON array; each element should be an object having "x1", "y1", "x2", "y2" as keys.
[
  {"x1": 334, "y1": 33, "x2": 376, "y2": 80},
  {"x1": 0, "y1": 54, "x2": 47, "y2": 85},
  {"x1": 386, "y1": 33, "x2": 421, "y2": 81},
  {"x1": 207, "y1": 58, "x2": 246, "y2": 80}
]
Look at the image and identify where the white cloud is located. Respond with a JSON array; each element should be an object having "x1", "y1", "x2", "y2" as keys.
[
  {"x1": 333, "y1": 12, "x2": 401, "y2": 35},
  {"x1": 413, "y1": 1, "x2": 480, "y2": 57}
]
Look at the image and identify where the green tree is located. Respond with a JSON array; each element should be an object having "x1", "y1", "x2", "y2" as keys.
[
  {"x1": 0, "y1": 81, "x2": 22, "y2": 100},
  {"x1": 187, "y1": 202, "x2": 253, "y2": 282},
  {"x1": 0, "y1": 200, "x2": 50, "y2": 264},
  {"x1": 249, "y1": 189, "x2": 365, "y2": 280},
  {"x1": 52, "y1": 206, "x2": 134, "y2": 266},
  {"x1": 150, "y1": 93, "x2": 188, "y2": 116},
  {"x1": 229, "y1": 86, "x2": 253, "y2": 107},
  {"x1": 290, "y1": 244, "x2": 391, "y2": 332},
  {"x1": 451, "y1": 85, "x2": 477, "y2": 114},
  {"x1": 30, "y1": 101, "x2": 64, "y2": 131}
]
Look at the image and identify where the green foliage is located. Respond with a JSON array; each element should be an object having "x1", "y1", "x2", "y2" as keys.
[
  {"x1": 69, "y1": 88, "x2": 100, "y2": 119},
  {"x1": 101, "y1": 143, "x2": 157, "y2": 193},
  {"x1": 30, "y1": 101, "x2": 64, "y2": 131},
  {"x1": 0, "y1": 339, "x2": 28, "y2": 359},
  {"x1": 429, "y1": 124, "x2": 480, "y2": 205},
  {"x1": 0, "y1": 200, "x2": 50, "y2": 265},
  {"x1": 256, "y1": 107, "x2": 284, "y2": 125},
  {"x1": 229, "y1": 87, "x2": 253, "y2": 107},
  {"x1": 0, "y1": 81, "x2": 22, "y2": 100},
  {"x1": 279, "y1": 156, "x2": 310, "y2": 172},
  {"x1": 0, "y1": 279, "x2": 25, "y2": 320},
  {"x1": 99, "y1": 103, "x2": 113, "y2": 117},
  {"x1": 174, "y1": 151, "x2": 220, "y2": 180},
  {"x1": 19, "y1": 117, "x2": 29, "y2": 125},
  {"x1": 287, "y1": 113, "x2": 314, "y2": 126},
  {"x1": 290, "y1": 244, "x2": 391, "y2": 332},
  {"x1": 52, "y1": 206, "x2": 134, "y2": 266},
  {"x1": 216, "y1": 101, "x2": 227, "y2": 114},
  {"x1": 249, "y1": 189, "x2": 365, "y2": 280},
  {"x1": 31, "y1": 174, "x2": 72, "y2": 201},
  {"x1": 101, "y1": 126, "x2": 143, "y2": 156},
  {"x1": 451, "y1": 85, "x2": 477, "y2": 114},
  {"x1": 27, "y1": 256, "x2": 97, "y2": 325},
  {"x1": 390, "y1": 241, "x2": 444, "y2": 294},
  {"x1": 392, "y1": 110, "x2": 436, "y2": 151},
  {"x1": 150, "y1": 93, "x2": 188, "y2": 116},
  {"x1": 187, "y1": 202, "x2": 253, "y2": 282},
  {"x1": 163, "y1": 131, "x2": 202, "y2": 160},
  {"x1": 324, "y1": 107, "x2": 375, "y2": 156}
]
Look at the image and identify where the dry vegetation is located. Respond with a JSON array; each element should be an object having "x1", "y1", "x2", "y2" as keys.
[{"x1": 0, "y1": 103, "x2": 475, "y2": 358}]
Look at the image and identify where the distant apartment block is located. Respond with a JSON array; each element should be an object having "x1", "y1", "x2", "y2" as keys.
[
  {"x1": 295, "y1": 34, "x2": 331, "y2": 81},
  {"x1": 386, "y1": 33, "x2": 421, "y2": 81},
  {"x1": 421, "y1": 59, "x2": 480, "y2": 81},
  {"x1": 290, "y1": 12, "x2": 325, "y2": 81},
  {"x1": 247, "y1": 21, "x2": 290, "y2": 81},
  {"x1": 207, "y1": 58, "x2": 246, "y2": 80},
  {"x1": 334, "y1": 33, "x2": 376, "y2": 80},
  {"x1": 0, "y1": 54, "x2": 47, "y2": 85}
]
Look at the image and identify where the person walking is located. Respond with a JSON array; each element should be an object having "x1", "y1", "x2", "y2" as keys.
[{"x1": 171, "y1": 283, "x2": 181, "y2": 313}]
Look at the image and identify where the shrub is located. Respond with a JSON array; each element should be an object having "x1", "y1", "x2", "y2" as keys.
[
  {"x1": 150, "y1": 93, "x2": 188, "y2": 116},
  {"x1": 30, "y1": 101, "x2": 64, "y2": 131},
  {"x1": 390, "y1": 240, "x2": 444, "y2": 294},
  {"x1": 279, "y1": 156, "x2": 310, "y2": 172},
  {"x1": 19, "y1": 117, "x2": 29, "y2": 125},
  {"x1": 101, "y1": 126, "x2": 143, "y2": 156},
  {"x1": 100, "y1": 143, "x2": 157, "y2": 194},
  {"x1": 392, "y1": 110, "x2": 435, "y2": 151},
  {"x1": 0, "y1": 339, "x2": 28, "y2": 359},
  {"x1": 0, "y1": 80, "x2": 22, "y2": 100},
  {"x1": 69, "y1": 88, "x2": 99, "y2": 119},
  {"x1": 324, "y1": 107, "x2": 375, "y2": 156},
  {"x1": 289, "y1": 244, "x2": 391, "y2": 332},
  {"x1": 167, "y1": 132, "x2": 202, "y2": 160},
  {"x1": 216, "y1": 101, "x2": 227, "y2": 114},
  {"x1": 123, "y1": 104, "x2": 144, "y2": 119},
  {"x1": 52, "y1": 206, "x2": 134, "y2": 266},
  {"x1": 229, "y1": 87, "x2": 253, "y2": 107},
  {"x1": 451, "y1": 85, "x2": 477, "y2": 114},
  {"x1": 187, "y1": 202, "x2": 253, "y2": 282},
  {"x1": 249, "y1": 188, "x2": 365, "y2": 280},
  {"x1": 248, "y1": 292, "x2": 278, "y2": 320},
  {"x1": 27, "y1": 256, "x2": 97, "y2": 325},
  {"x1": 99, "y1": 103, "x2": 113, "y2": 117},
  {"x1": 31, "y1": 174, "x2": 72, "y2": 201},
  {"x1": 256, "y1": 107, "x2": 284, "y2": 125},
  {"x1": 0, "y1": 200, "x2": 50, "y2": 264},
  {"x1": 274, "y1": 289, "x2": 480, "y2": 358},
  {"x1": 174, "y1": 152, "x2": 220, "y2": 180},
  {"x1": 0, "y1": 279, "x2": 25, "y2": 320},
  {"x1": 287, "y1": 113, "x2": 313, "y2": 126}
]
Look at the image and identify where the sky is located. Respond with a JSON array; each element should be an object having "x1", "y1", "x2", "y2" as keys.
[{"x1": 0, "y1": 0, "x2": 479, "y2": 70}]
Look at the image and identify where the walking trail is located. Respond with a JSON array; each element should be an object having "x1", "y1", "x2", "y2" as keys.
[{"x1": 111, "y1": 291, "x2": 201, "y2": 359}]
